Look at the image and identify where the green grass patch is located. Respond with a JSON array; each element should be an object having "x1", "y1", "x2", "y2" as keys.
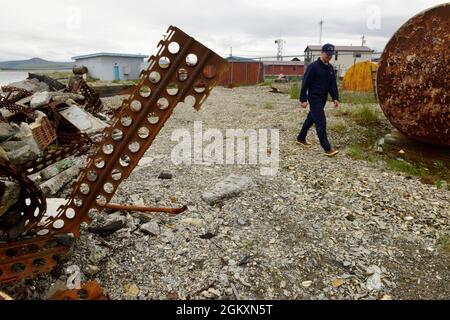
[
  {"x1": 289, "y1": 82, "x2": 300, "y2": 100},
  {"x1": 349, "y1": 105, "x2": 381, "y2": 126},
  {"x1": 348, "y1": 143, "x2": 363, "y2": 160},
  {"x1": 339, "y1": 91, "x2": 378, "y2": 105},
  {"x1": 386, "y1": 159, "x2": 429, "y2": 177},
  {"x1": 86, "y1": 77, "x2": 100, "y2": 83},
  {"x1": 328, "y1": 120, "x2": 348, "y2": 135}
]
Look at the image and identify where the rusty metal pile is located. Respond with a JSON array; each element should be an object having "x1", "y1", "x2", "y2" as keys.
[
  {"x1": 377, "y1": 3, "x2": 450, "y2": 146},
  {"x1": 0, "y1": 26, "x2": 228, "y2": 295}
]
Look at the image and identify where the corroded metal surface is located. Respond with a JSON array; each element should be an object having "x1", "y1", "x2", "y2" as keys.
[
  {"x1": 0, "y1": 26, "x2": 228, "y2": 284},
  {"x1": 377, "y1": 3, "x2": 450, "y2": 146},
  {"x1": 49, "y1": 281, "x2": 109, "y2": 300},
  {"x1": 69, "y1": 77, "x2": 103, "y2": 114}
]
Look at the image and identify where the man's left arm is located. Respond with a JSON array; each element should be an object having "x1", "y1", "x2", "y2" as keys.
[{"x1": 330, "y1": 68, "x2": 340, "y2": 107}]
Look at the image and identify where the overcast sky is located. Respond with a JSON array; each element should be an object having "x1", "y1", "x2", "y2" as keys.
[{"x1": 0, "y1": 0, "x2": 446, "y2": 61}]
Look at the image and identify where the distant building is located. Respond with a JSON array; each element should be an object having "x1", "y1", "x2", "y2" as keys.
[
  {"x1": 219, "y1": 56, "x2": 264, "y2": 87},
  {"x1": 263, "y1": 60, "x2": 305, "y2": 79},
  {"x1": 304, "y1": 45, "x2": 374, "y2": 77},
  {"x1": 71, "y1": 52, "x2": 148, "y2": 81}
]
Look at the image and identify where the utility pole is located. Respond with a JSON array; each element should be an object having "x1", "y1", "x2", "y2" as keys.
[
  {"x1": 319, "y1": 20, "x2": 324, "y2": 44},
  {"x1": 230, "y1": 47, "x2": 233, "y2": 58},
  {"x1": 361, "y1": 35, "x2": 366, "y2": 46},
  {"x1": 275, "y1": 39, "x2": 285, "y2": 61}
]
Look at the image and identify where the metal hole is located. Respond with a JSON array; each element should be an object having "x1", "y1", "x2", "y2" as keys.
[
  {"x1": 149, "y1": 71, "x2": 161, "y2": 84},
  {"x1": 11, "y1": 263, "x2": 26, "y2": 274},
  {"x1": 167, "y1": 83, "x2": 179, "y2": 96},
  {"x1": 104, "y1": 183, "x2": 114, "y2": 194},
  {"x1": 37, "y1": 229, "x2": 49, "y2": 236},
  {"x1": 74, "y1": 197, "x2": 83, "y2": 207},
  {"x1": 121, "y1": 116, "x2": 133, "y2": 127},
  {"x1": 103, "y1": 144, "x2": 114, "y2": 155},
  {"x1": 77, "y1": 289, "x2": 89, "y2": 300},
  {"x1": 53, "y1": 219, "x2": 65, "y2": 230},
  {"x1": 194, "y1": 80, "x2": 207, "y2": 94},
  {"x1": 80, "y1": 184, "x2": 90, "y2": 195},
  {"x1": 157, "y1": 98, "x2": 169, "y2": 110},
  {"x1": 168, "y1": 42, "x2": 180, "y2": 54},
  {"x1": 33, "y1": 258, "x2": 47, "y2": 267},
  {"x1": 120, "y1": 155, "x2": 131, "y2": 168},
  {"x1": 95, "y1": 157, "x2": 105, "y2": 169},
  {"x1": 111, "y1": 169, "x2": 122, "y2": 181},
  {"x1": 87, "y1": 171, "x2": 98, "y2": 182},
  {"x1": 66, "y1": 208, "x2": 76, "y2": 219},
  {"x1": 138, "y1": 127, "x2": 150, "y2": 139},
  {"x1": 186, "y1": 54, "x2": 198, "y2": 67},
  {"x1": 112, "y1": 129, "x2": 124, "y2": 142},
  {"x1": 129, "y1": 142, "x2": 141, "y2": 153},
  {"x1": 130, "y1": 100, "x2": 142, "y2": 112},
  {"x1": 159, "y1": 57, "x2": 170, "y2": 69},
  {"x1": 139, "y1": 86, "x2": 151, "y2": 98},
  {"x1": 5, "y1": 248, "x2": 20, "y2": 257},
  {"x1": 96, "y1": 195, "x2": 107, "y2": 207},
  {"x1": 148, "y1": 113, "x2": 160, "y2": 125},
  {"x1": 203, "y1": 65, "x2": 217, "y2": 79},
  {"x1": 178, "y1": 68, "x2": 188, "y2": 81}
]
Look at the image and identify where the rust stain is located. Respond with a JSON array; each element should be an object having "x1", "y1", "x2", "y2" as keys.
[{"x1": 377, "y1": 3, "x2": 450, "y2": 146}]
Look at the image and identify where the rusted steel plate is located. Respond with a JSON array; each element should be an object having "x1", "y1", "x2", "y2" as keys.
[
  {"x1": 49, "y1": 281, "x2": 109, "y2": 300},
  {"x1": 0, "y1": 26, "x2": 228, "y2": 284},
  {"x1": 377, "y1": 3, "x2": 450, "y2": 146}
]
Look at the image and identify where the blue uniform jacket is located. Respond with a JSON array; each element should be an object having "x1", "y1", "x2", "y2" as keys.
[{"x1": 300, "y1": 58, "x2": 339, "y2": 105}]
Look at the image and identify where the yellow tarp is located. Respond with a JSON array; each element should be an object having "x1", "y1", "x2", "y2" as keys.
[{"x1": 342, "y1": 61, "x2": 378, "y2": 92}]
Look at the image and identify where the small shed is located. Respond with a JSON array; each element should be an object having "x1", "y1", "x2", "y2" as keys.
[
  {"x1": 263, "y1": 60, "x2": 305, "y2": 80},
  {"x1": 71, "y1": 52, "x2": 148, "y2": 81},
  {"x1": 219, "y1": 56, "x2": 264, "y2": 87}
]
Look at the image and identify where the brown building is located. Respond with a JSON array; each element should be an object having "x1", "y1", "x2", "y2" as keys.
[
  {"x1": 263, "y1": 60, "x2": 305, "y2": 79},
  {"x1": 218, "y1": 56, "x2": 264, "y2": 87}
]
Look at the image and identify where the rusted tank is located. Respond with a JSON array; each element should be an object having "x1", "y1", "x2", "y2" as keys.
[{"x1": 377, "y1": 3, "x2": 449, "y2": 146}]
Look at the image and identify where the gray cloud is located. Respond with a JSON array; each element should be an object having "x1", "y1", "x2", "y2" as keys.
[{"x1": 0, "y1": 0, "x2": 446, "y2": 61}]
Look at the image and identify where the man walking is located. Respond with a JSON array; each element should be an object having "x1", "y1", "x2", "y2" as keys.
[{"x1": 297, "y1": 43, "x2": 340, "y2": 157}]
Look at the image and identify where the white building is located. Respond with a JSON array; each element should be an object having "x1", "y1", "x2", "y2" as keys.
[
  {"x1": 304, "y1": 45, "x2": 374, "y2": 77},
  {"x1": 71, "y1": 52, "x2": 148, "y2": 81}
]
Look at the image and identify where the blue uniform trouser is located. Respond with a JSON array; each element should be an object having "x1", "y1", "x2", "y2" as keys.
[{"x1": 297, "y1": 100, "x2": 331, "y2": 152}]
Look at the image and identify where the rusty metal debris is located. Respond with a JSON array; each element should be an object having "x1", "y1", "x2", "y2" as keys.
[
  {"x1": 0, "y1": 26, "x2": 228, "y2": 285},
  {"x1": 69, "y1": 76, "x2": 103, "y2": 114},
  {"x1": 28, "y1": 73, "x2": 66, "y2": 92},
  {"x1": 49, "y1": 281, "x2": 109, "y2": 300},
  {"x1": 105, "y1": 203, "x2": 187, "y2": 215},
  {"x1": 377, "y1": 3, "x2": 450, "y2": 146}
]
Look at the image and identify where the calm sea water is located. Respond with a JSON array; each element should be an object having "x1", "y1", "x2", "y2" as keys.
[
  {"x1": 0, "y1": 70, "x2": 30, "y2": 86},
  {"x1": 0, "y1": 70, "x2": 70, "y2": 87}
]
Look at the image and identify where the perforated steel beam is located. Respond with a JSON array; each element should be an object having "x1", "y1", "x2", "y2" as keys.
[{"x1": 0, "y1": 26, "x2": 228, "y2": 284}]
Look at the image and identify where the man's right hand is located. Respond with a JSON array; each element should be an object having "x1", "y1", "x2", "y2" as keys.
[{"x1": 300, "y1": 102, "x2": 308, "y2": 109}]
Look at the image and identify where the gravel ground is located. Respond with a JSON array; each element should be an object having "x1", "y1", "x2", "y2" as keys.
[{"x1": 4, "y1": 85, "x2": 449, "y2": 300}]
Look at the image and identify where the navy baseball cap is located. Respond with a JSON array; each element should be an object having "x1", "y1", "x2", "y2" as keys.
[{"x1": 322, "y1": 43, "x2": 336, "y2": 56}]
